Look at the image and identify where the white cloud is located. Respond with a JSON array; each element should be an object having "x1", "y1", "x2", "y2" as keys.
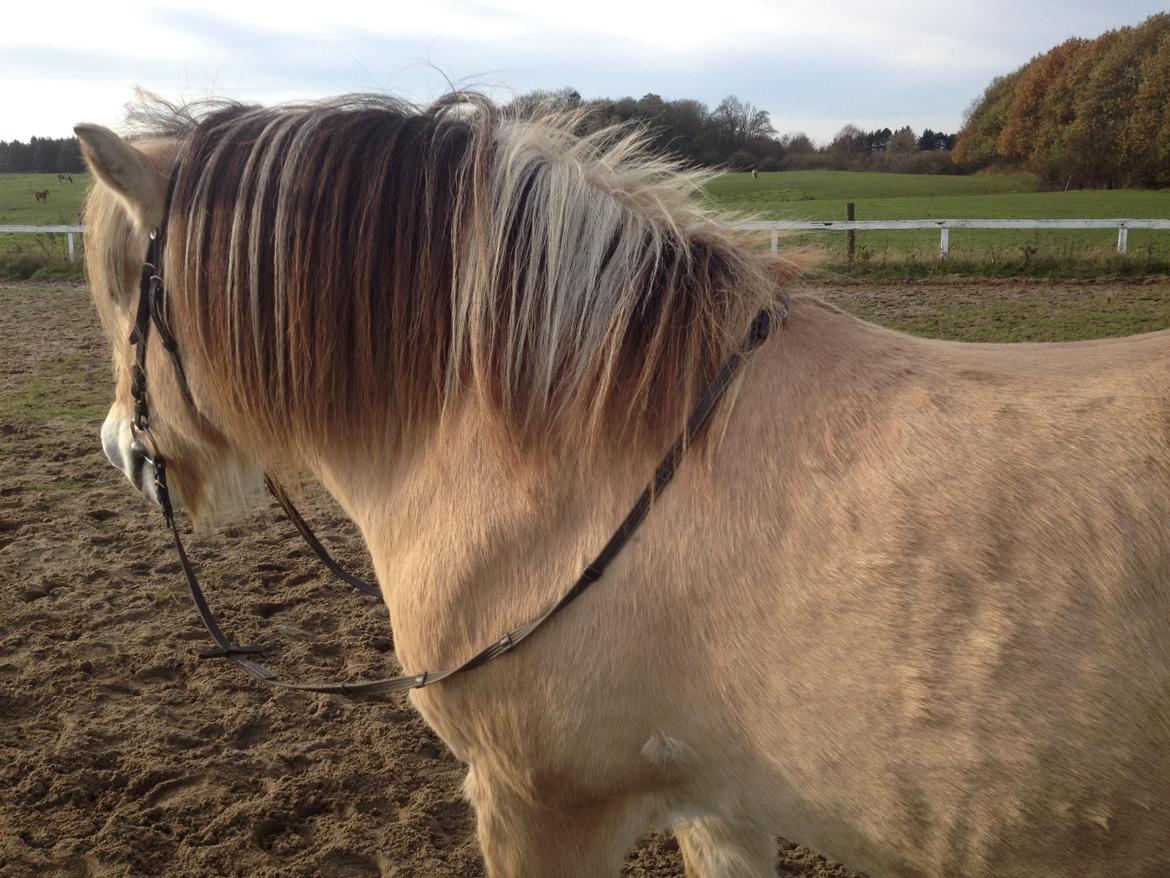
[{"x1": 0, "y1": 0, "x2": 1165, "y2": 141}]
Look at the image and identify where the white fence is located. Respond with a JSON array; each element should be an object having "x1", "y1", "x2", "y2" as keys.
[
  {"x1": 4, "y1": 220, "x2": 1170, "y2": 263},
  {"x1": 0, "y1": 224, "x2": 84, "y2": 261},
  {"x1": 735, "y1": 218, "x2": 1170, "y2": 257}
]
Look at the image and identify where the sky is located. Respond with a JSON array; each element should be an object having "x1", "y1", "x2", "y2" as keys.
[{"x1": 1, "y1": 0, "x2": 1165, "y2": 145}]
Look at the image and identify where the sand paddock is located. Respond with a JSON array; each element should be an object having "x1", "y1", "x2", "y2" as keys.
[{"x1": 4, "y1": 277, "x2": 1168, "y2": 877}]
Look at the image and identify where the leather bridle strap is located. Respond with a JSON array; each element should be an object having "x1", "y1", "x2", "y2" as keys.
[
  {"x1": 264, "y1": 477, "x2": 381, "y2": 598},
  {"x1": 139, "y1": 293, "x2": 787, "y2": 697},
  {"x1": 131, "y1": 224, "x2": 379, "y2": 601},
  {"x1": 131, "y1": 190, "x2": 786, "y2": 696}
]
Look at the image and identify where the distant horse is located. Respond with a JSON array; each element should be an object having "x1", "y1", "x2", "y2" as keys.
[
  {"x1": 751, "y1": 167, "x2": 758, "y2": 180},
  {"x1": 76, "y1": 95, "x2": 1170, "y2": 877},
  {"x1": 34, "y1": 190, "x2": 48, "y2": 203},
  {"x1": 57, "y1": 173, "x2": 74, "y2": 183}
]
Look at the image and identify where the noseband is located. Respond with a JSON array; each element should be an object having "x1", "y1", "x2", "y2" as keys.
[{"x1": 130, "y1": 202, "x2": 788, "y2": 697}]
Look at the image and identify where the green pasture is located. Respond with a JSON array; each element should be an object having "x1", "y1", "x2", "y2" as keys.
[
  {"x1": 0, "y1": 172, "x2": 90, "y2": 274},
  {"x1": 705, "y1": 171, "x2": 1170, "y2": 275},
  {"x1": 3, "y1": 169, "x2": 1169, "y2": 279},
  {"x1": 0, "y1": 171, "x2": 89, "y2": 225}
]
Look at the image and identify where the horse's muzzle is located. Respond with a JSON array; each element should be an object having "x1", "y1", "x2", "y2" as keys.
[{"x1": 101, "y1": 409, "x2": 171, "y2": 507}]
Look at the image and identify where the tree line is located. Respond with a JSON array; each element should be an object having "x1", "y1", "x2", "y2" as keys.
[
  {"x1": 954, "y1": 13, "x2": 1170, "y2": 188},
  {"x1": 508, "y1": 88, "x2": 957, "y2": 174},
  {"x1": 0, "y1": 136, "x2": 85, "y2": 173},
  {"x1": 2, "y1": 98, "x2": 961, "y2": 178}
]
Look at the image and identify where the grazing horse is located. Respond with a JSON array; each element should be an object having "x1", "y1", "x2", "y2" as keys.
[
  {"x1": 76, "y1": 95, "x2": 1170, "y2": 877},
  {"x1": 34, "y1": 189, "x2": 48, "y2": 202}
]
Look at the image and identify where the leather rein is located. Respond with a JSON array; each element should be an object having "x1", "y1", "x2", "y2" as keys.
[{"x1": 128, "y1": 214, "x2": 787, "y2": 697}]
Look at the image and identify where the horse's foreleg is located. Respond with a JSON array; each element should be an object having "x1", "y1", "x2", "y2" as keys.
[
  {"x1": 675, "y1": 815, "x2": 776, "y2": 878},
  {"x1": 466, "y1": 767, "x2": 642, "y2": 878}
]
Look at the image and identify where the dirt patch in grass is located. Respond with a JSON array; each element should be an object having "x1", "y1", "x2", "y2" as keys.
[{"x1": 808, "y1": 274, "x2": 1170, "y2": 341}]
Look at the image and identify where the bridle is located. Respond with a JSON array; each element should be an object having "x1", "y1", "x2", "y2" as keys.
[{"x1": 127, "y1": 190, "x2": 788, "y2": 697}]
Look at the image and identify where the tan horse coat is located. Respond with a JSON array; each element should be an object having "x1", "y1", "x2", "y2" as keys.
[
  {"x1": 318, "y1": 298, "x2": 1170, "y2": 877},
  {"x1": 75, "y1": 99, "x2": 1170, "y2": 877}
]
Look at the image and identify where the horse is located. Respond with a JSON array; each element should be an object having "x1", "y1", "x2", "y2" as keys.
[
  {"x1": 34, "y1": 189, "x2": 48, "y2": 202},
  {"x1": 751, "y1": 167, "x2": 759, "y2": 180},
  {"x1": 75, "y1": 95, "x2": 1170, "y2": 877}
]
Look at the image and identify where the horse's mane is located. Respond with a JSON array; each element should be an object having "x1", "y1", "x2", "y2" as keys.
[{"x1": 121, "y1": 94, "x2": 792, "y2": 462}]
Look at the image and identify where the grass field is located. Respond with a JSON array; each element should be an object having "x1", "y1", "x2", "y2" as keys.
[
  {"x1": 0, "y1": 172, "x2": 90, "y2": 275},
  {"x1": 0, "y1": 172, "x2": 89, "y2": 225},
  {"x1": 2, "y1": 168, "x2": 1169, "y2": 278},
  {"x1": 705, "y1": 170, "x2": 1170, "y2": 275}
]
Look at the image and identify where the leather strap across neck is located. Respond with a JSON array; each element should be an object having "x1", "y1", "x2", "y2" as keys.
[
  {"x1": 150, "y1": 297, "x2": 789, "y2": 697},
  {"x1": 128, "y1": 164, "x2": 789, "y2": 697}
]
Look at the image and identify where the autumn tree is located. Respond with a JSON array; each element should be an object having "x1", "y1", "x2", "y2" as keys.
[
  {"x1": 887, "y1": 126, "x2": 918, "y2": 154},
  {"x1": 952, "y1": 71, "x2": 1023, "y2": 169},
  {"x1": 955, "y1": 13, "x2": 1170, "y2": 187},
  {"x1": 830, "y1": 124, "x2": 867, "y2": 157},
  {"x1": 1125, "y1": 25, "x2": 1170, "y2": 185},
  {"x1": 997, "y1": 39, "x2": 1085, "y2": 164}
]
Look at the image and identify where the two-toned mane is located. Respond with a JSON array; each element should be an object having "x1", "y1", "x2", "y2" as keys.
[
  {"x1": 89, "y1": 95, "x2": 781, "y2": 481},
  {"x1": 76, "y1": 94, "x2": 1170, "y2": 877}
]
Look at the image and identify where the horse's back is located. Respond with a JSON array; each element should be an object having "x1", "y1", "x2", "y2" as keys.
[{"x1": 705, "y1": 298, "x2": 1170, "y2": 875}]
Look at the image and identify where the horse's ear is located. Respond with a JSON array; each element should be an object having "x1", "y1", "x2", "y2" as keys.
[{"x1": 74, "y1": 124, "x2": 167, "y2": 233}]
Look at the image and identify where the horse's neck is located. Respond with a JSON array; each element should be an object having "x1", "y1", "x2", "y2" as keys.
[
  {"x1": 318, "y1": 297, "x2": 855, "y2": 678},
  {"x1": 317, "y1": 416, "x2": 659, "y2": 676}
]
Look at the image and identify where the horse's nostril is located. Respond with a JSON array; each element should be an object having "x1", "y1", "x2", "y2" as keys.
[{"x1": 128, "y1": 440, "x2": 150, "y2": 494}]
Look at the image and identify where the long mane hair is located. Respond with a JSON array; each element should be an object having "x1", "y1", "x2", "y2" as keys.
[{"x1": 120, "y1": 94, "x2": 790, "y2": 463}]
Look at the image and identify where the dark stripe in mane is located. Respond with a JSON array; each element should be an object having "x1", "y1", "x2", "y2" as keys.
[{"x1": 136, "y1": 94, "x2": 784, "y2": 463}]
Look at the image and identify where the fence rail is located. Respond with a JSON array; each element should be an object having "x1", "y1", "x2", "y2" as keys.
[
  {"x1": 4, "y1": 220, "x2": 1170, "y2": 263},
  {"x1": 734, "y1": 218, "x2": 1170, "y2": 257},
  {"x1": 0, "y1": 224, "x2": 85, "y2": 261}
]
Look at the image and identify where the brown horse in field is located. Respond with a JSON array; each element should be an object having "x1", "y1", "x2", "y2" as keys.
[
  {"x1": 34, "y1": 189, "x2": 49, "y2": 203},
  {"x1": 76, "y1": 95, "x2": 1170, "y2": 877}
]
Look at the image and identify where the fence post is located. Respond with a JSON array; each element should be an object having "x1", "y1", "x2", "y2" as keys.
[
  {"x1": 67, "y1": 232, "x2": 76, "y2": 263},
  {"x1": 1117, "y1": 227, "x2": 1128, "y2": 256},
  {"x1": 846, "y1": 202, "x2": 855, "y2": 265},
  {"x1": 939, "y1": 227, "x2": 950, "y2": 260},
  {"x1": 770, "y1": 229, "x2": 778, "y2": 254}
]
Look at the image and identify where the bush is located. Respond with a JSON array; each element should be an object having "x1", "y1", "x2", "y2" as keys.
[
  {"x1": 726, "y1": 150, "x2": 759, "y2": 171},
  {"x1": 0, "y1": 256, "x2": 85, "y2": 281}
]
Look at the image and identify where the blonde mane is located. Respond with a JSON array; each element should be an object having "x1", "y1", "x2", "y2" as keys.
[{"x1": 109, "y1": 95, "x2": 788, "y2": 462}]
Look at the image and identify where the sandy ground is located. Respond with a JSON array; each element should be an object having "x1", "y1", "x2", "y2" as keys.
[
  {"x1": 0, "y1": 280, "x2": 864, "y2": 877},
  {"x1": 8, "y1": 276, "x2": 1166, "y2": 876}
]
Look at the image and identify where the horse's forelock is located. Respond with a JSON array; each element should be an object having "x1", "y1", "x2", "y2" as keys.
[{"x1": 149, "y1": 94, "x2": 786, "y2": 466}]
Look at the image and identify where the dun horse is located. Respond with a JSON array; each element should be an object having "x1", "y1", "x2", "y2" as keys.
[{"x1": 76, "y1": 95, "x2": 1169, "y2": 877}]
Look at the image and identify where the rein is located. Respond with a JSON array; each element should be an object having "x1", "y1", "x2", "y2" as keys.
[{"x1": 130, "y1": 222, "x2": 787, "y2": 697}]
